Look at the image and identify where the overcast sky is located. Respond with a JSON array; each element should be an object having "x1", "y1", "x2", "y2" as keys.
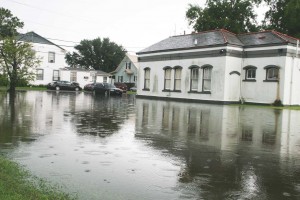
[
  {"x1": 2, "y1": 0, "x2": 267, "y2": 53},
  {"x1": 2, "y1": 0, "x2": 205, "y2": 53}
]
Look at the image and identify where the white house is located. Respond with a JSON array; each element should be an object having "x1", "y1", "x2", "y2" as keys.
[
  {"x1": 111, "y1": 53, "x2": 139, "y2": 85},
  {"x1": 19, "y1": 32, "x2": 112, "y2": 88},
  {"x1": 136, "y1": 29, "x2": 300, "y2": 106},
  {"x1": 60, "y1": 67, "x2": 112, "y2": 87},
  {"x1": 19, "y1": 32, "x2": 68, "y2": 85}
]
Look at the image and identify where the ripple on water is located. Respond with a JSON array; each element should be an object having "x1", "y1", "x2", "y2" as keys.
[{"x1": 84, "y1": 150, "x2": 103, "y2": 155}]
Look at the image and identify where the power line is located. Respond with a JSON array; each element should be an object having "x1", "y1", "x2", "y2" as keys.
[{"x1": 6, "y1": 0, "x2": 95, "y2": 24}]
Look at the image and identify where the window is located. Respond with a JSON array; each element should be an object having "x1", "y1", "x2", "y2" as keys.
[
  {"x1": 70, "y1": 72, "x2": 77, "y2": 82},
  {"x1": 174, "y1": 67, "x2": 182, "y2": 91},
  {"x1": 190, "y1": 67, "x2": 199, "y2": 91},
  {"x1": 243, "y1": 66, "x2": 257, "y2": 81},
  {"x1": 53, "y1": 70, "x2": 60, "y2": 81},
  {"x1": 118, "y1": 76, "x2": 123, "y2": 82},
  {"x1": 164, "y1": 68, "x2": 172, "y2": 90},
  {"x1": 36, "y1": 69, "x2": 44, "y2": 80},
  {"x1": 92, "y1": 74, "x2": 96, "y2": 83},
  {"x1": 103, "y1": 76, "x2": 107, "y2": 83},
  {"x1": 48, "y1": 52, "x2": 55, "y2": 63},
  {"x1": 266, "y1": 68, "x2": 279, "y2": 80},
  {"x1": 134, "y1": 76, "x2": 137, "y2": 82},
  {"x1": 202, "y1": 66, "x2": 212, "y2": 91},
  {"x1": 144, "y1": 68, "x2": 150, "y2": 90},
  {"x1": 126, "y1": 62, "x2": 131, "y2": 69}
]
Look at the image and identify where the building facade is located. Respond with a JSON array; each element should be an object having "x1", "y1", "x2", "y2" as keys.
[
  {"x1": 136, "y1": 30, "x2": 300, "y2": 106},
  {"x1": 19, "y1": 32, "x2": 68, "y2": 86},
  {"x1": 111, "y1": 53, "x2": 139, "y2": 85},
  {"x1": 60, "y1": 67, "x2": 112, "y2": 87}
]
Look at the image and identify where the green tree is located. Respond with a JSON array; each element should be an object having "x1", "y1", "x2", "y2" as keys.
[
  {"x1": 263, "y1": 0, "x2": 300, "y2": 38},
  {"x1": 0, "y1": 8, "x2": 40, "y2": 95},
  {"x1": 186, "y1": 0, "x2": 259, "y2": 34},
  {"x1": 65, "y1": 38, "x2": 126, "y2": 72},
  {"x1": 0, "y1": 7, "x2": 24, "y2": 38}
]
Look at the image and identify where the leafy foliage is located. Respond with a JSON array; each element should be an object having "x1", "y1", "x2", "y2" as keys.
[
  {"x1": 0, "y1": 37, "x2": 40, "y2": 91},
  {"x1": 0, "y1": 7, "x2": 24, "y2": 38},
  {"x1": 65, "y1": 38, "x2": 126, "y2": 72},
  {"x1": 186, "y1": 0, "x2": 259, "y2": 33},
  {"x1": 186, "y1": 0, "x2": 300, "y2": 38},
  {"x1": 0, "y1": 8, "x2": 40, "y2": 93},
  {"x1": 263, "y1": 0, "x2": 300, "y2": 38}
]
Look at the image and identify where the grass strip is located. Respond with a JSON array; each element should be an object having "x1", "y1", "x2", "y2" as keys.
[{"x1": 0, "y1": 156, "x2": 76, "y2": 200}]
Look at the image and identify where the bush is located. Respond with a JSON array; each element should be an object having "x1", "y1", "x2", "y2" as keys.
[
  {"x1": 0, "y1": 75, "x2": 8, "y2": 86},
  {"x1": 0, "y1": 74, "x2": 30, "y2": 87}
]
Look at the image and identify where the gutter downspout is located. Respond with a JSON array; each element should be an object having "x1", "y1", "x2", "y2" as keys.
[
  {"x1": 289, "y1": 40, "x2": 299, "y2": 105},
  {"x1": 239, "y1": 50, "x2": 245, "y2": 104}
]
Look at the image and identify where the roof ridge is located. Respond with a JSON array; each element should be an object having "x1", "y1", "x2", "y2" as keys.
[
  {"x1": 237, "y1": 30, "x2": 273, "y2": 36},
  {"x1": 23, "y1": 31, "x2": 65, "y2": 51},
  {"x1": 173, "y1": 29, "x2": 227, "y2": 38},
  {"x1": 219, "y1": 29, "x2": 228, "y2": 43},
  {"x1": 272, "y1": 30, "x2": 300, "y2": 42},
  {"x1": 270, "y1": 30, "x2": 289, "y2": 43}
]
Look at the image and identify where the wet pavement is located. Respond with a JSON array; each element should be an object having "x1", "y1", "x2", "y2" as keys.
[{"x1": 0, "y1": 91, "x2": 300, "y2": 200}]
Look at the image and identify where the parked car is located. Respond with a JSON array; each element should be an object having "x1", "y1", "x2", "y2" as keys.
[
  {"x1": 83, "y1": 83, "x2": 96, "y2": 91},
  {"x1": 129, "y1": 87, "x2": 137, "y2": 92},
  {"x1": 114, "y1": 82, "x2": 127, "y2": 92},
  {"x1": 47, "y1": 81, "x2": 82, "y2": 91},
  {"x1": 94, "y1": 83, "x2": 123, "y2": 96}
]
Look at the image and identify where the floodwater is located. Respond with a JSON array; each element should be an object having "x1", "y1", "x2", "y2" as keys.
[{"x1": 1, "y1": 91, "x2": 300, "y2": 200}]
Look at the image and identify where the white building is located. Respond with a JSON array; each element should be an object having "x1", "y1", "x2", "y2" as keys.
[
  {"x1": 19, "y1": 32, "x2": 112, "y2": 88},
  {"x1": 19, "y1": 32, "x2": 68, "y2": 85},
  {"x1": 60, "y1": 67, "x2": 112, "y2": 88},
  {"x1": 136, "y1": 29, "x2": 300, "y2": 106}
]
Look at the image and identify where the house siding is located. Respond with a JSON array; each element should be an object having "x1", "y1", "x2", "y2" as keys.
[{"x1": 31, "y1": 42, "x2": 67, "y2": 85}]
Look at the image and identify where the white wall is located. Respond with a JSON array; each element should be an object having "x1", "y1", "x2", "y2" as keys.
[
  {"x1": 60, "y1": 70, "x2": 111, "y2": 88},
  {"x1": 137, "y1": 44, "x2": 300, "y2": 105},
  {"x1": 137, "y1": 47, "x2": 238, "y2": 103},
  {"x1": 31, "y1": 43, "x2": 67, "y2": 85}
]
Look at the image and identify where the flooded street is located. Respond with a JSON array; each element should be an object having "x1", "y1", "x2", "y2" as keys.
[{"x1": 1, "y1": 91, "x2": 300, "y2": 200}]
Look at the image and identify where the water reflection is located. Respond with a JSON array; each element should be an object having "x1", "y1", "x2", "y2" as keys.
[
  {"x1": 69, "y1": 94, "x2": 135, "y2": 137},
  {"x1": 1, "y1": 91, "x2": 300, "y2": 200},
  {"x1": 135, "y1": 99, "x2": 300, "y2": 199},
  {"x1": 0, "y1": 92, "x2": 34, "y2": 147}
]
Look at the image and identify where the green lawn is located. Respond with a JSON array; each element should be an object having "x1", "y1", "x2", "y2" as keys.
[
  {"x1": 0, "y1": 156, "x2": 76, "y2": 200},
  {"x1": 0, "y1": 86, "x2": 47, "y2": 91}
]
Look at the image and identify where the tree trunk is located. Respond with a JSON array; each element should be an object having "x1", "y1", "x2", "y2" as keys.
[{"x1": 8, "y1": 62, "x2": 17, "y2": 96}]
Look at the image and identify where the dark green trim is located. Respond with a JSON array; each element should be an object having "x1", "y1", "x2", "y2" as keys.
[
  {"x1": 243, "y1": 79, "x2": 256, "y2": 82},
  {"x1": 243, "y1": 65, "x2": 257, "y2": 70},
  {"x1": 188, "y1": 91, "x2": 211, "y2": 94},
  {"x1": 263, "y1": 80, "x2": 279, "y2": 82},
  {"x1": 229, "y1": 71, "x2": 241, "y2": 76},
  {"x1": 264, "y1": 65, "x2": 280, "y2": 69},
  {"x1": 138, "y1": 47, "x2": 297, "y2": 62},
  {"x1": 162, "y1": 90, "x2": 182, "y2": 93}
]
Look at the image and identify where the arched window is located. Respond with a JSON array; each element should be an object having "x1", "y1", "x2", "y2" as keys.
[
  {"x1": 201, "y1": 65, "x2": 213, "y2": 91},
  {"x1": 189, "y1": 65, "x2": 200, "y2": 91},
  {"x1": 264, "y1": 65, "x2": 280, "y2": 81},
  {"x1": 174, "y1": 66, "x2": 182, "y2": 91},
  {"x1": 163, "y1": 66, "x2": 172, "y2": 90},
  {"x1": 143, "y1": 68, "x2": 150, "y2": 90},
  {"x1": 243, "y1": 65, "x2": 257, "y2": 81}
]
